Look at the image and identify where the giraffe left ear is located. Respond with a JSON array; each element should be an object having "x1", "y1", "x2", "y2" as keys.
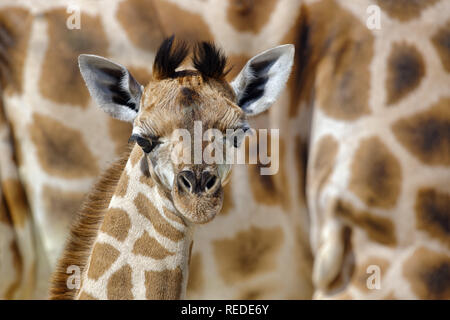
[
  {"x1": 78, "y1": 54, "x2": 143, "y2": 122},
  {"x1": 231, "y1": 44, "x2": 294, "y2": 116}
]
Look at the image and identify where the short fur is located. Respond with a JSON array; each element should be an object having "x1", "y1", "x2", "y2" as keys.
[{"x1": 49, "y1": 145, "x2": 133, "y2": 299}]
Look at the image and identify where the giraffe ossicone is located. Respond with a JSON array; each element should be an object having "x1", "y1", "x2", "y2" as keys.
[{"x1": 50, "y1": 36, "x2": 294, "y2": 299}]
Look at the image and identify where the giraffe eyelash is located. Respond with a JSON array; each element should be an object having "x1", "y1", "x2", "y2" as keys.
[{"x1": 129, "y1": 134, "x2": 160, "y2": 153}]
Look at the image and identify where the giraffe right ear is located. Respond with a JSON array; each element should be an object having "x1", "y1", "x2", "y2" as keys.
[
  {"x1": 78, "y1": 54, "x2": 143, "y2": 122},
  {"x1": 231, "y1": 44, "x2": 294, "y2": 116}
]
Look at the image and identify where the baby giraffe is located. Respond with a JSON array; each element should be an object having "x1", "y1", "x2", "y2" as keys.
[{"x1": 50, "y1": 36, "x2": 294, "y2": 299}]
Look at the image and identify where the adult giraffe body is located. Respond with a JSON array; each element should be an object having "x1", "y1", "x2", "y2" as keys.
[{"x1": 0, "y1": 0, "x2": 313, "y2": 299}]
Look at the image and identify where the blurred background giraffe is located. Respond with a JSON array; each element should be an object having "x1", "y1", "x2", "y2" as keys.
[{"x1": 0, "y1": 0, "x2": 448, "y2": 299}]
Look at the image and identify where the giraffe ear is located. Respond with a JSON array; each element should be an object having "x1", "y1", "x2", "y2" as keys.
[
  {"x1": 78, "y1": 54, "x2": 143, "y2": 122},
  {"x1": 231, "y1": 44, "x2": 294, "y2": 116}
]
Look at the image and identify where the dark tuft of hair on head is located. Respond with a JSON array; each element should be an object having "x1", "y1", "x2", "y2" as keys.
[
  {"x1": 153, "y1": 35, "x2": 189, "y2": 80},
  {"x1": 192, "y1": 41, "x2": 230, "y2": 79}
]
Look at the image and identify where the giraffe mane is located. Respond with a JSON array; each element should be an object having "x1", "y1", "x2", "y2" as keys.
[
  {"x1": 152, "y1": 35, "x2": 229, "y2": 81},
  {"x1": 152, "y1": 35, "x2": 189, "y2": 80},
  {"x1": 49, "y1": 144, "x2": 133, "y2": 300},
  {"x1": 192, "y1": 41, "x2": 230, "y2": 79}
]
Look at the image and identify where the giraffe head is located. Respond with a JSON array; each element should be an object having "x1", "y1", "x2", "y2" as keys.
[{"x1": 79, "y1": 36, "x2": 294, "y2": 224}]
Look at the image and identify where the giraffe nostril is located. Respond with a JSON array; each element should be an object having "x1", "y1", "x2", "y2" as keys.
[
  {"x1": 178, "y1": 171, "x2": 219, "y2": 194},
  {"x1": 205, "y1": 175, "x2": 217, "y2": 191},
  {"x1": 177, "y1": 171, "x2": 196, "y2": 193},
  {"x1": 201, "y1": 171, "x2": 219, "y2": 193},
  {"x1": 180, "y1": 176, "x2": 191, "y2": 189}
]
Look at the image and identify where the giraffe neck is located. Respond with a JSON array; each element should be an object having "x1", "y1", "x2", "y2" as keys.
[{"x1": 77, "y1": 145, "x2": 193, "y2": 300}]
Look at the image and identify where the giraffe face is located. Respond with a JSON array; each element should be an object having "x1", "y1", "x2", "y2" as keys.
[
  {"x1": 79, "y1": 37, "x2": 294, "y2": 224},
  {"x1": 132, "y1": 74, "x2": 245, "y2": 223}
]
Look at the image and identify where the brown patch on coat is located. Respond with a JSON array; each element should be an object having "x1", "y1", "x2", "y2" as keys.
[
  {"x1": 351, "y1": 257, "x2": 390, "y2": 293},
  {"x1": 100, "y1": 208, "x2": 131, "y2": 242},
  {"x1": 87, "y1": 243, "x2": 120, "y2": 280},
  {"x1": 227, "y1": 0, "x2": 278, "y2": 34},
  {"x1": 349, "y1": 137, "x2": 402, "y2": 209},
  {"x1": 383, "y1": 291, "x2": 397, "y2": 300},
  {"x1": 39, "y1": 9, "x2": 109, "y2": 107},
  {"x1": 50, "y1": 147, "x2": 131, "y2": 299},
  {"x1": 403, "y1": 247, "x2": 450, "y2": 299},
  {"x1": 415, "y1": 188, "x2": 450, "y2": 248},
  {"x1": 432, "y1": 21, "x2": 450, "y2": 73},
  {"x1": 2, "y1": 179, "x2": 30, "y2": 227},
  {"x1": 247, "y1": 132, "x2": 290, "y2": 210},
  {"x1": 145, "y1": 267, "x2": 183, "y2": 299},
  {"x1": 139, "y1": 173, "x2": 155, "y2": 188},
  {"x1": 392, "y1": 98, "x2": 450, "y2": 166},
  {"x1": 0, "y1": 100, "x2": 25, "y2": 170},
  {"x1": 283, "y1": 0, "x2": 373, "y2": 119},
  {"x1": 107, "y1": 264, "x2": 134, "y2": 300},
  {"x1": 129, "y1": 144, "x2": 144, "y2": 167},
  {"x1": 134, "y1": 193, "x2": 184, "y2": 242},
  {"x1": 29, "y1": 113, "x2": 99, "y2": 178},
  {"x1": 295, "y1": 137, "x2": 308, "y2": 204},
  {"x1": 282, "y1": 4, "x2": 310, "y2": 118},
  {"x1": 152, "y1": 0, "x2": 213, "y2": 43},
  {"x1": 162, "y1": 207, "x2": 186, "y2": 226},
  {"x1": 316, "y1": 32, "x2": 373, "y2": 120},
  {"x1": 78, "y1": 291, "x2": 97, "y2": 300},
  {"x1": 334, "y1": 199, "x2": 397, "y2": 246},
  {"x1": 42, "y1": 185, "x2": 85, "y2": 231},
  {"x1": 0, "y1": 7, "x2": 32, "y2": 94},
  {"x1": 108, "y1": 118, "x2": 132, "y2": 156},
  {"x1": 238, "y1": 286, "x2": 271, "y2": 300},
  {"x1": 115, "y1": 171, "x2": 129, "y2": 198},
  {"x1": 0, "y1": 194, "x2": 11, "y2": 225},
  {"x1": 188, "y1": 241, "x2": 193, "y2": 266},
  {"x1": 117, "y1": 0, "x2": 165, "y2": 52},
  {"x1": 294, "y1": 225, "x2": 314, "y2": 298},
  {"x1": 213, "y1": 226, "x2": 284, "y2": 283},
  {"x1": 332, "y1": 292, "x2": 354, "y2": 300},
  {"x1": 186, "y1": 253, "x2": 203, "y2": 293},
  {"x1": 132, "y1": 231, "x2": 174, "y2": 259},
  {"x1": 310, "y1": 135, "x2": 339, "y2": 195},
  {"x1": 375, "y1": 0, "x2": 439, "y2": 22},
  {"x1": 385, "y1": 43, "x2": 425, "y2": 105},
  {"x1": 4, "y1": 241, "x2": 22, "y2": 299}
]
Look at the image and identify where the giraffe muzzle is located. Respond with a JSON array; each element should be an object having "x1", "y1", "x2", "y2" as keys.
[{"x1": 177, "y1": 170, "x2": 220, "y2": 195}]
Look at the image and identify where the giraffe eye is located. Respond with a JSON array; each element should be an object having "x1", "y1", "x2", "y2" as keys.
[{"x1": 129, "y1": 135, "x2": 159, "y2": 153}]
